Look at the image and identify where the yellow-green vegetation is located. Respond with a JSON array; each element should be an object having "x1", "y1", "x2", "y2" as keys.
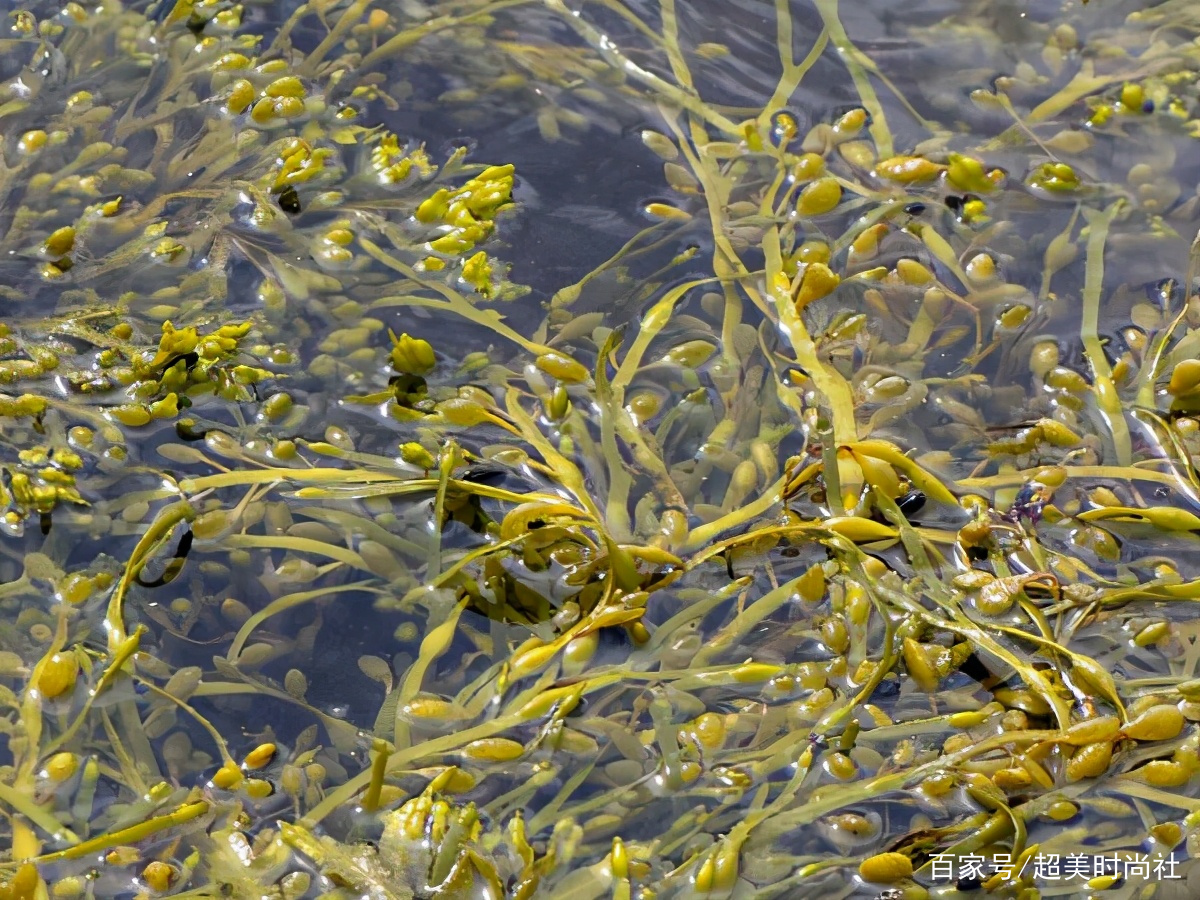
[{"x1": 4, "y1": 0, "x2": 1200, "y2": 898}]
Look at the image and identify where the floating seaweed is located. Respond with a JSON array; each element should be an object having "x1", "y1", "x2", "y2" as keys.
[{"x1": 3, "y1": 0, "x2": 1200, "y2": 898}]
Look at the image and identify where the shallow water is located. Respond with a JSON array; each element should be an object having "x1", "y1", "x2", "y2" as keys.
[{"x1": 3, "y1": 0, "x2": 1200, "y2": 898}]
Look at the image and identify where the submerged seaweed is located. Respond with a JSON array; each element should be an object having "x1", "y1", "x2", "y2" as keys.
[{"x1": 3, "y1": 0, "x2": 1200, "y2": 898}]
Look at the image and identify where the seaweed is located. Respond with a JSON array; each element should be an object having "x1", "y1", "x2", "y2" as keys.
[{"x1": 2, "y1": 0, "x2": 1200, "y2": 898}]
